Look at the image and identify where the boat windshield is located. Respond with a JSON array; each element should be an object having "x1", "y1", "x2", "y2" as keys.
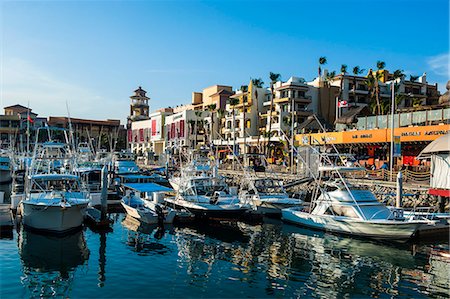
[
  {"x1": 253, "y1": 179, "x2": 285, "y2": 195},
  {"x1": 358, "y1": 205, "x2": 391, "y2": 220},
  {"x1": 31, "y1": 178, "x2": 81, "y2": 193},
  {"x1": 193, "y1": 179, "x2": 227, "y2": 196}
]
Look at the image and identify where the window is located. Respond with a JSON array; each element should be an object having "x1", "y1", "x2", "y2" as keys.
[{"x1": 246, "y1": 120, "x2": 251, "y2": 128}]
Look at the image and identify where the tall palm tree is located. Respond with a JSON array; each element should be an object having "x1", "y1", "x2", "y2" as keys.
[
  {"x1": 228, "y1": 98, "x2": 240, "y2": 158},
  {"x1": 318, "y1": 56, "x2": 327, "y2": 79},
  {"x1": 216, "y1": 108, "x2": 225, "y2": 139},
  {"x1": 366, "y1": 69, "x2": 376, "y2": 113},
  {"x1": 324, "y1": 71, "x2": 336, "y2": 87},
  {"x1": 339, "y1": 64, "x2": 347, "y2": 101},
  {"x1": 240, "y1": 85, "x2": 248, "y2": 155},
  {"x1": 267, "y1": 72, "x2": 281, "y2": 157},
  {"x1": 194, "y1": 111, "x2": 202, "y2": 148},
  {"x1": 393, "y1": 69, "x2": 404, "y2": 80},
  {"x1": 206, "y1": 103, "x2": 216, "y2": 146},
  {"x1": 374, "y1": 61, "x2": 386, "y2": 115},
  {"x1": 352, "y1": 66, "x2": 365, "y2": 102},
  {"x1": 251, "y1": 78, "x2": 264, "y2": 88}
]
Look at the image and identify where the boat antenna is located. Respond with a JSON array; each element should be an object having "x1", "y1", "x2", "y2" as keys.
[{"x1": 65, "y1": 101, "x2": 76, "y2": 153}]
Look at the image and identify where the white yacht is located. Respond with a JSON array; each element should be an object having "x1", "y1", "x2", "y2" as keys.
[
  {"x1": 165, "y1": 176, "x2": 248, "y2": 220},
  {"x1": 282, "y1": 151, "x2": 434, "y2": 241},
  {"x1": 20, "y1": 127, "x2": 90, "y2": 233},
  {"x1": 121, "y1": 182, "x2": 176, "y2": 224},
  {"x1": 21, "y1": 174, "x2": 90, "y2": 233},
  {"x1": 239, "y1": 177, "x2": 304, "y2": 216}
]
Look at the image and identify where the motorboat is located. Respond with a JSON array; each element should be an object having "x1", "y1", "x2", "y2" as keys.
[
  {"x1": 121, "y1": 182, "x2": 176, "y2": 224},
  {"x1": 165, "y1": 176, "x2": 248, "y2": 219},
  {"x1": 113, "y1": 150, "x2": 140, "y2": 175},
  {"x1": 239, "y1": 177, "x2": 304, "y2": 216},
  {"x1": 282, "y1": 150, "x2": 434, "y2": 241},
  {"x1": 0, "y1": 153, "x2": 12, "y2": 183},
  {"x1": 169, "y1": 147, "x2": 216, "y2": 191},
  {"x1": 20, "y1": 127, "x2": 90, "y2": 233},
  {"x1": 21, "y1": 174, "x2": 90, "y2": 233}
]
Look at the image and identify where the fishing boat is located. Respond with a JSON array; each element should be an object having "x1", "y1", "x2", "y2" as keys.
[
  {"x1": 239, "y1": 177, "x2": 304, "y2": 216},
  {"x1": 20, "y1": 127, "x2": 90, "y2": 233},
  {"x1": 282, "y1": 151, "x2": 434, "y2": 241},
  {"x1": 165, "y1": 176, "x2": 248, "y2": 219},
  {"x1": 0, "y1": 153, "x2": 12, "y2": 184},
  {"x1": 21, "y1": 173, "x2": 90, "y2": 233},
  {"x1": 121, "y1": 182, "x2": 176, "y2": 224}
]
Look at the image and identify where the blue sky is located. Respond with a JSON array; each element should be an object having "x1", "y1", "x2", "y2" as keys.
[{"x1": 1, "y1": 0, "x2": 449, "y2": 124}]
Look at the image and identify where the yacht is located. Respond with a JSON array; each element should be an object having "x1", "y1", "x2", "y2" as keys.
[
  {"x1": 165, "y1": 176, "x2": 248, "y2": 219},
  {"x1": 20, "y1": 127, "x2": 90, "y2": 233},
  {"x1": 21, "y1": 173, "x2": 90, "y2": 233},
  {"x1": 282, "y1": 151, "x2": 434, "y2": 241},
  {"x1": 239, "y1": 177, "x2": 304, "y2": 216},
  {"x1": 121, "y1": 182, "x2": 176, "y2": 224}
]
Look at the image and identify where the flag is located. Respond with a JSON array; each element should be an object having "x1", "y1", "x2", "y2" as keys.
[
  {"x1": 27, "y1": 115, "x2": 34, "y2": 123},
  {"x1": 338, "y1": 100, "x2": 348, "y2": 108}
]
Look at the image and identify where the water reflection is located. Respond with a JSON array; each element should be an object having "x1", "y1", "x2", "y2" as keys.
[
  {"x1": 18, "y1": 229, "x2": 89, "y2": 297},
  {"x1": 172, "y1": 219, "x2": 449, "y2": 298},
  {"x1": 122, "y1": 215, "x2": 170, "y2": 255}
]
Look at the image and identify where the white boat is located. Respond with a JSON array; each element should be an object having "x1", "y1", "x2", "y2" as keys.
[
  {"x1": 0, "y1": 154, "x2": 12, "y2": 183},
  {"x1": 239, "y1": 177, "x2": 304, "y2": 216},
  {"x1": 121, "y1": 182, "x2": 176, "y2": 224},
  {"x1": 21, "y1": 174, "x2": 90, "y2": 233},
  {"x1": 165, "y1": 176, "x2": 248, "y2": 219},
  {"x1": 282, "y1": 150, "x2": 434, "y2": 241},
  {"x1": 20, "y1": 127, "x2": 90, "y2": 233}
]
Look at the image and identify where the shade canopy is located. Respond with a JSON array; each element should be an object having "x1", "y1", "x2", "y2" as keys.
[
  {"x1": 123, "y1": 183, "x2": 172, "y2": 193},
  {"x1": 419, "y1": 133, "x2": 450, "y2": 156}
]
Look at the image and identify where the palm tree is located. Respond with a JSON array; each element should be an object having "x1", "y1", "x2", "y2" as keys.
[
  {"x1": 366, "y1": 69, "x2": 376, "y2": 112},
  {"x1": 228, "y1": 98, "x2": 240, "y2": 159},
  {"x1": 240, "y1": 85, "x2": 248, "y2": 155},
  {"x1": 393, "y1": 69, "x2": 404, "y2": 80},
  {"x1": 267, "y1": 72, "x2": 281, "y2": 157},
  {"x1": 216, "y1": 108, "x2": 225, "y2": 139},
  {"x1": 206, "y1": 103, "x2": 216, "y2": 146},
  {"x1": 352, "y1": 66, "x2": 365, "y2": 102},
  {"x1": 324, "y1": 70, "x2": 336, "y2": 87},
  {"x1": 374, "y1": 61, "x2": 386, "y2": 115},
  {"x1": 409, "y1": 75, "x2": 419, "y2": 82},
  {"x1": 339, "y1": 64, "x2": 347, "y2": 102},
  {"x1": 251, "y1": 78, "x2": 264, "y2": 88},
  {"x1": 318, "y1": 56, "x2": 327, "y2": 78},
  {"x1": 194, "y1": 111, "x2": 202, "y2": 148}
]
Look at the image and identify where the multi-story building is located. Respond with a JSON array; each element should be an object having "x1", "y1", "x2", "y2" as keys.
[
  {"x1": 1, "y1": 105, "x2": 46, "y2": 149},
  {"x1": 220, "y1": 80, "x2": 269, "y2": 154},
  {"x1": 264, "y1": 77, "x2": 319, "y2": 141},
  {"x1": 165, "y1": 109, "x2": 209, "y2": 149},
  {"x1": 130, "y1": 108, "x2": 173, "y2": 157},
  {"x1": 48, "y1": 117, "x2": 125, "y2": 150}
]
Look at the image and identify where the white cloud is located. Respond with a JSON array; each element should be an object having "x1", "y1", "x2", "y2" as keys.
[
  {"x1": 427, "y1": 53, "x2": 450, "y2": 77},
  {"x1": 1, "y1": 58, "x2": 126, "y2": 123}
]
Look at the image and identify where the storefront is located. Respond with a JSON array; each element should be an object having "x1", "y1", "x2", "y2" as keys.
[{"x1": 295, "y1": 124, "x2": 450, "y2": 168}]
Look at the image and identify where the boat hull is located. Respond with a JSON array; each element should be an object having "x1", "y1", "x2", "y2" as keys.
[
  {"x1": 165, "y1": 198, "x2": 247, "y2": 220},
  {"x1": 121, "y1": 202, "x2": 159, "y2": 224},
  {"x1": 282, "y1": 208, "x2": 422, "y2": 241},
  {"x1": 253, "y1": 200, "x2": 302, "y2": 216},
  {"x1": 21, "y1": 201, "x2": 88, "y2": 233},
  {"x1": 0, "y1": 169, "x2": 11, "y2": 184}
]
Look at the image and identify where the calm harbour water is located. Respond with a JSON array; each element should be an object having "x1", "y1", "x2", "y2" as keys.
[{"x1": 1, "y1": 209, "x2": 450, "y2": 299}]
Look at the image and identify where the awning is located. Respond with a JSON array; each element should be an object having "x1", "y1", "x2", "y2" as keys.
[
  {"x1": 119, "y1": 174, "x2": 153, "y2": 179},
  {"x1": 335, "y1": 106, "x2": 370, "y2": 125},
  {"x1": 123, "y1": 183, "x2": 173, "y2": 193},
  {"x1": 418, "y1": 133, "x2": 450, "y2": 157},
  {"x1": 297, "y1": 114, "x2": 332, "y2": 132}
]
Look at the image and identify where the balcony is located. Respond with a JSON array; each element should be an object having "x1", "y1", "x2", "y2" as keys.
[
  {"x1": 274, "y1": 96, "x2": 312, "y2": 104},
  {"x1": 131, "y1": 99, "x2": 149, "y2": 107}
]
